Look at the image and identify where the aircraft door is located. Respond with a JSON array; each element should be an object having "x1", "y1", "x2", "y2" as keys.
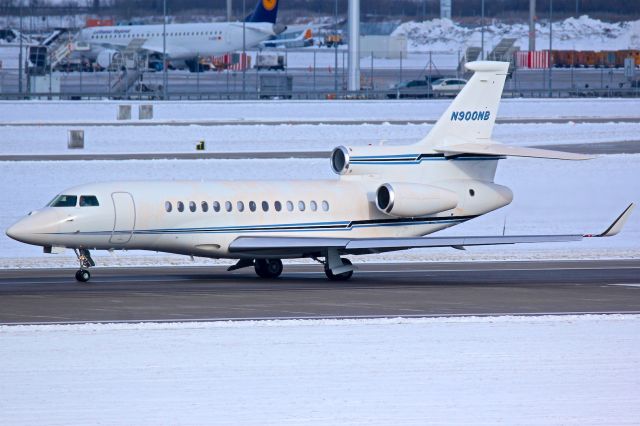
[{"x1": 110, "y1": 192, "x2": 136, "y2": 244}]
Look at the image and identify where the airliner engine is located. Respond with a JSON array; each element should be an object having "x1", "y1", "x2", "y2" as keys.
[
  {"x1": 96, "y1": 49, "x2": 120, "y2": 69},
  {"x1": 375, "y1": 182, "x2": 458, "y2": 217}
]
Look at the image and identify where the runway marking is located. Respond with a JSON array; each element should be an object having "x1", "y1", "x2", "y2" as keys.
[
  {"x1": 609, "y1": 284, "x2": 640, "y2": 288},
  {"x1": 2, "y1": 311, "x2": 640, "y2": 326}
]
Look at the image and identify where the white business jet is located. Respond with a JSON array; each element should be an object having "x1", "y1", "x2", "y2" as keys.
[
  {"x1": 75, "y1": 0, "x2": 284, "y2": 71},
  {"x1": 6, "y1": 61, "x2": 634, "y2": 282}
]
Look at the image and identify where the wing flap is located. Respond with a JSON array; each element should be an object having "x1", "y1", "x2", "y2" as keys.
[{"x1": 228, "y1": 234, "x2": 583, "y2": 256}]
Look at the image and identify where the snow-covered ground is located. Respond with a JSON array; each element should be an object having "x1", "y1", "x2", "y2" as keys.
[
  {"x1": 0, "y1": 98, "x2": 638, "y2": 124},
  {"x1": 394, "y1": 15, "x2": 640, "y2": 53},
  {"x1": 1, "y1": 315, "x2": 639, "y2": 425},
  {"x1": 1, "y1": 154, "x2": 638, "y2": 266},
  {"x1": 0, "y1": 121, "x2": 637, "y2": 155}
]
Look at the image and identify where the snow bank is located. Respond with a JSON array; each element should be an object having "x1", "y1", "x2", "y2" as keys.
[
  {"x1": 393, "y1": 15, "x2": 640, "y2": 52},
  {"x1": 1, "y1": 314, "x2": 639, "y2": 424}
]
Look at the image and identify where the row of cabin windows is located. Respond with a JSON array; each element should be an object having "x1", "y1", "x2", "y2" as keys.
[
  {"x1": 91, "y1": 31, "x2": 221, "y2": 39},
  {"x1": 165, "y1": 200, "x2": 330, "y2": 213}
]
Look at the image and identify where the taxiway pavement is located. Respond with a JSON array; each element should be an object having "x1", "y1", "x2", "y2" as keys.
[{"x1": 0, "y1": 260, "x2": 638, "y2": 325}]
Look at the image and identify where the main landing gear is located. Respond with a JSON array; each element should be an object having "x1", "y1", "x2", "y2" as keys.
[
  {"x1": 324, "y1": 258, "x2": 353, "y2": 281},
  {"x1": 322, "y1": 248, "x2": 354, "y2": 281},
  {"x1": 227, "y1": 258, "x2": 284, "y2": 279},
  {"x1": 227, "y1": 253, "x2": 354, "y2": 281},
  {"x1": 254, "y1": 259, "x2": 284, "y2": 279},
  {"x1": 73, "y1": 248, "x2": 95, "y2": 283}
]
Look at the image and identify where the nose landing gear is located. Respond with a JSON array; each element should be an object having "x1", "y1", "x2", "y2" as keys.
[
  {"x1": 74, "y1": 248, "x2": 95, "y2": 282},
  {"x1": 75, "y1": 269, "x2": 91, "y2": 282}
]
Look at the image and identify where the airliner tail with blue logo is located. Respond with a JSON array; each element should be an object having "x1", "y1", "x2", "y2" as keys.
[
  {"x1": 6, "y1": 61, "x2": 634, "y2": 282},
  {"x1": 246, "y1": 0, "x2": 280, "y2": 24}
]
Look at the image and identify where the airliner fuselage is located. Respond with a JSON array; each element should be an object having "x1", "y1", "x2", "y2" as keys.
[{"x1": 77, "y1": 22, "x2": 276, "y2": 61}]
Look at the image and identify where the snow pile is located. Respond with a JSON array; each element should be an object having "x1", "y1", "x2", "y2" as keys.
[
  {"x1": 392, "y1": 15, "x2": 640, "y2": 52},
  {"x1": 1, "y1": 315, "x2": 639, "y2": 424}
]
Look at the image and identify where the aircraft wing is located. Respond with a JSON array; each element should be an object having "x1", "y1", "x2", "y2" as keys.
[
  {"x1": 228, "y1": 204, "x2": 634, "y2": 257},
  {"x1": 134, "y1": 41, "x2": 191, "y2": 58}
]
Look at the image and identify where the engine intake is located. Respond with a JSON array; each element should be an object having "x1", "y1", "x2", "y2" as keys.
[
  {"x1": 331, "y1": 146, "x2": 350, "y2": 175},
  {"x1": 376, "y1": 182, "x2": 458, "y2": 217}
]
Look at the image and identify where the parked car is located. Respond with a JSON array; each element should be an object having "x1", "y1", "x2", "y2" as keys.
[
  {"x1": 386, "y1": 79, "x2": 431, "y2": 99},
  {"x1": 431, "y1": 78, "x2": 467, "y2": 96}
]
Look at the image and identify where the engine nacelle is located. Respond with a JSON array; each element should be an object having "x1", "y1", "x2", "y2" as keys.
[
  {"x1": 96, "y1": 49, "x2": 120, "y2": 69},
  {"x1": 376, "y1": 182, "x2": 458, "y2": 217}
]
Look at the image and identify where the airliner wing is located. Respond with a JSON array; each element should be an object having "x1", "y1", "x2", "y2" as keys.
[
  {"x1": 136, "y1": 41, "x2": 190, "y2": 58},
  {"x1": 228, "y1": 204, "x2": 634, "y2": 256}
]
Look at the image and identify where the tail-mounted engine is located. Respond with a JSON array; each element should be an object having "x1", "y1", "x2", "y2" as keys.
[{"x1": 375, "y1": 182, "x2": 458, "y2": 218}]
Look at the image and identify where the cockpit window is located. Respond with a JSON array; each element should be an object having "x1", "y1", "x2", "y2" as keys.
[
  {"x1": 79, "y1": 195, "x2": 100, "y2": 207},
  {"x1": 49, "y1": 195, "x2": 77, "y2": 207}
]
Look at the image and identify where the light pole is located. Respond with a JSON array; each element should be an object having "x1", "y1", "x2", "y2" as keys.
[
  {"x1": 347, "y1": 0, "x2": 360, "y2": 92},
  {"x1": 242, "y1": 0, "x2": 246, "y2": 98},
  {"x1": 334, "y1": 0, "x2": 338, "y2": 94},
  {"x1": 548, "y1": 0, "x2": 553, "y2": 96},
  {"x1": 163, "y1": 0, "x2": 168, "y2": 100},
  {"x1": 18, "y1": 4, "x2": 23, "y2": 96},
  {"x1": 481, "y1": 0, "x2": 485, "y2": 60}
]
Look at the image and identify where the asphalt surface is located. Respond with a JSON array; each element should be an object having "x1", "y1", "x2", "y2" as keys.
[
  {"x1": 1, "y1": 140, "x2": 637, "y2": 162},
  {"x1": 0, "y1": 260, "x2": 639, "y2": 325}
]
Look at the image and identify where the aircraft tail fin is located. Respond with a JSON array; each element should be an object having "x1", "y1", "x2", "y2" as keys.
[
  {"x1": 416, "y1": 61, "x2": 509, "y2": 149},
  {"x1": 246, "y1": 0, "x2": 280, "y2": 24}
]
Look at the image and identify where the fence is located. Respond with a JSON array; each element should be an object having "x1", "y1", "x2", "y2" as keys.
[{"x1": 0, "y1": 48, "x2": 638, "y2": 100}]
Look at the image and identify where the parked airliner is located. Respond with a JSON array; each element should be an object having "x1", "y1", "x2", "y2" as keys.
[
  {"x1": 75, "y1": 0, "x2": 283, "y2": 71},
  {"x1": 6, "y1": 61, "x2": 634, "y2": 282}
]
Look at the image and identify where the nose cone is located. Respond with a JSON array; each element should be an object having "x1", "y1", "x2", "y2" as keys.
[
  {"x1": 6, "y1": 210, "x2": 61, "y2": 246},
  {"x1": 6, "y1": 219, "x2": 29, "y2": 243},
  {"x1": 6, "y1": 220, "x2": 27, "y2": 242}
]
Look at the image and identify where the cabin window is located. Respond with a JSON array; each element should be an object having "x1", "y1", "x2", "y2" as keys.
[
  {"x1": 262, "y1": 201, "x2": 269, "y2": 212},
  {"x1": 213, "y1": 201, "x2": 221, "y2": 212},
  {"x1": 298, "y1": 201, "x2": 306, "y2": 212},
  {"x1": 165, "y1": 201, "x2": 172, "y2": 212},
  {"x1": 310, "y1": 200, "x2": 317, "y2": 211},
  {"x1": 225, "y1": 201, "x2": 232, "y2": 212},
  {"x1": 274, "y1": 201, "x2": 282, "y2": 212},
  {"x1": 286, "y1": 201, "x2": 294, "y2": 212},
  {"x1": 189, "y1": 201, "x2": 196, "y2": 212},
  {"x1": 79, "y1": 195, "x2": 100, "y2": 207},
  {"x1": 322, "y1": 200, "x2": 329, "y2": 211},
  {"x1": 237, "y1": 201, "x2": 245, "y2": 212},
  {"x1": 49, "y1": 195, "x2": 77, "y2": 207},
  {"x1": 177, "y1": 201, "x2": 185, "y2": 212},
  {"x1": 249, "y1": 201, "x2": 257, "y2": 212},
  {"x1": 201, "y1": 201, "x2": 209, "y2": 212}
]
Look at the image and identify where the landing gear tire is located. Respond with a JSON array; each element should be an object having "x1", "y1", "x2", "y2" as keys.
[
  {"x1": 75, "y1": 269, "x2": 91, "y2": 283},
  {"x1": 254, "y1": 259, "x2": 283, "y2": 279},
  {"x1": 324, "y1": 258, "x2": 353, "y2": 281}
]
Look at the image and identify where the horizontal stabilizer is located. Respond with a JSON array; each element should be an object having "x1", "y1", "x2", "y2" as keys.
[{"x1": 434, "y1": 142, "x2": 594, "y2": 160}]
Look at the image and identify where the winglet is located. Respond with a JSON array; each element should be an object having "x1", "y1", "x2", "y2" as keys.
[{"x1": 585, "y1": 203, "x2": 635, "y2": 238}]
